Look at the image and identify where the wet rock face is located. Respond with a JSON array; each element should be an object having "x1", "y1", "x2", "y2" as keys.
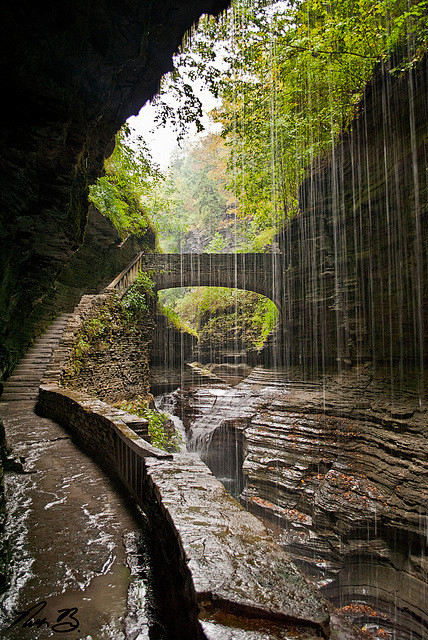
[
  {"x1": 52, "y1": 206, "x2": 156, "y2": 313},
  {"x1": 0, "y1": 0, "x2": 229, "y2": 377},
  {"x1": 178, "y1": 368, "x2": 428, "y2": 640},
  {"x1": 277, "y1": 53, "x2": 428, "y2": 371},
  {"x1": 0, "y1": 420, "x2": 9, "y2": 594}
]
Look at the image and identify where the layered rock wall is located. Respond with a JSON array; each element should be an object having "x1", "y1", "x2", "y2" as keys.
[
  {"x1": 239, "y1": 369, "x2": 428, "y2": 639},
  {"x1": 178, "y1": 367, "x2": 428, "y2": 638},
  {"x1": 277, "y1": 54, "x2": 427, "y2": 374}
]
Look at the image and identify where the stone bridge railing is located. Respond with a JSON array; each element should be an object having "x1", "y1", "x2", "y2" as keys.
[
  {"x1": 106, "y1": 251, "x2": 144, "y2": 297},
  {"x1": 106, "y1": 252, "x2": 283, "y2": 305}
]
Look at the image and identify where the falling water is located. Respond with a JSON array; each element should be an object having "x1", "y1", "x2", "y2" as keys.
[{"x1": 154, "y1": 2, "x2": 427, "y2": 638}]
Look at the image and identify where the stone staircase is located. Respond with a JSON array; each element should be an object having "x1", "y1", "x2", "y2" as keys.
[{"x1": 0, "y1": 314, "x2": 72, "y2": 402}]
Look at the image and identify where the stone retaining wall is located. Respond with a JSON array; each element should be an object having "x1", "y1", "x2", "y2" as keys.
[
  {"x1": 36, "y1": 385, "x2": 169, "y2": 463},
  {"x1": 42, "y1": 290, "x2": 154, "y2": 404},
  {"x1": 35, "y1": 291, "x2": 333, "y2": 639}
]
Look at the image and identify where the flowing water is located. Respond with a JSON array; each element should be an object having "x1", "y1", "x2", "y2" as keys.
[
  {"x1": 160, "y1": 365, "x2": 427, "y2": 640},
  {"x1": 0, "y1": 402, "x2": 150, "y2": 640}
]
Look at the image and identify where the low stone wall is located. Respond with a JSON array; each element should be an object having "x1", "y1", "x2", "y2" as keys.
[
  {"x1": 35, "y1": 288, "x2": 334, "y2": 639},
  {"x1": 36, "y1": 385, "x2": 169, "y2": 463}
]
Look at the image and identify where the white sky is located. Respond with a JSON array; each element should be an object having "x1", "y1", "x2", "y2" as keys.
[{"x1": 127, "y1": 82, "x2": 221, "y2": 171}]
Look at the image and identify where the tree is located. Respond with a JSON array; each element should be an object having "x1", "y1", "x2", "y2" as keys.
[
  {"x1": 89, "y1": 124, "x2": 163, "y2": 239},
  {"x1": 152, "y1": 0, "x2": 427, "y2": 241}
]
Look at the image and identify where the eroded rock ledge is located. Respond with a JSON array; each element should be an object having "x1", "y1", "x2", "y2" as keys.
[{"x1": 177, "y1": 366, "x2": 428, "y2": 639}]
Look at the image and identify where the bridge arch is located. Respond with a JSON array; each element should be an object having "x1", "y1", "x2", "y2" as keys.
[{"x1": 140, "y1": 253, "x2": 283, "y2": 308}]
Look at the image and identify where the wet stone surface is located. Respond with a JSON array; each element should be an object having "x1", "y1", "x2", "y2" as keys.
[
  {"x1": 0, "y1": 400, "x2": 148, "y2": 640},
  {"x1": 176, "y1": 366, "x2": 428, "y2": 640},
  {"x1": 144, "y1": 453, "x2": 330, "y2": 638}
]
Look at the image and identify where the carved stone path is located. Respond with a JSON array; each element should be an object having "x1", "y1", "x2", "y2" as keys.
[
  {"x1": 0, "y1": 318, "x2": 149, "y2": 640},
  {"x1": 0, "y1": 315, "x2": 72, "y2": 402}
]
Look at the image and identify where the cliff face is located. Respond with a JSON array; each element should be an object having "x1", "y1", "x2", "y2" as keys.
[
  {"x1": 239, "y1": 368, "x2": 427, "y2": 639},
  {"x1": 52, "y1": 205, "x2": 156, "y2": 312},
  {"x1": 0, "y1": 0, "x2": 229, "y2": 378},
  {"x1": 277, "y1": 54, "x2": 427, "y2": 375},
  {"x1": 178, "y1": 365, "x2": 428, "y2": 639}
]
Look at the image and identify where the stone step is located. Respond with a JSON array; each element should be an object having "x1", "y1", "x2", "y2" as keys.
[
  {"x1": 0, "y1": 314, "x2": 71, "y2": 404},
  {"x1": 20, "y1": 354, "x2": 52, "y2": 361},
  {"x1": 12, "y1": 370, "x2": 47, "y2": 377},
  {"x1": 9, "y1": 367, "x2": 46, "y2": 380},
  {"x1": 3, "y1": 381, "x2": 41, "y2": 388},
  {"x1": 40, "y1": 330, "x2": 66, "y2": 336},
  {"x1": 1, "y1": 393, "x2": 39, "y2": 401},
  {"x1": 26, "y1": 344, "x2": 56, "y2": 351},
  {"x1": 5, "y1": 379, "x2": 43, "y2": 387},
  {"x1": 23, "y1": 353, "x2": 53, "y2": 360},
  {"x1": 1, "y1": 385, "x2": 40, "y2": 394},
  {"x1": 12, "y1": 366, "x2": 46, "y2": 373},
  {"x1": 24, "y1": 345, "x2": 55, "y2": 351},
  {"x1": 20, "y1": 349, "x2": 53, "y2": 362}
]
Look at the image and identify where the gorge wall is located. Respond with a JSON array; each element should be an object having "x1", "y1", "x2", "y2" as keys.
[
  {"x1": 178, "y1": 365, "x2": 428, "y2": 639},
  {"x1": 174, "y1": 51, "x2": 427, "y2": 640},
  {"x1": 276, "y1": 52, "x2": 427, "y2": 378},
  {"x1": 0, "y1": 0, "x2": 229, "y2": 379}
]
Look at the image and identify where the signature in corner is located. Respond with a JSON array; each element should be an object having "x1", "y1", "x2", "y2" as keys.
[{"x1": 7, "y1": 600, "x2": 80, "y2": 633}]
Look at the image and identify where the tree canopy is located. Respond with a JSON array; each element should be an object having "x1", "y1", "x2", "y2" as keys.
[
  {"x1": 88, "y1": 124, "x2": 164, "y2": 239},
  {"x1": 153, "y1": 0, "x2": 427, "y2": 239},
  {"x1": 88, "y1": 0, "x2": 427, "y2": 352}
]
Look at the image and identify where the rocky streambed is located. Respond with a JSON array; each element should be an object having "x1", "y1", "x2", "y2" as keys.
[{"x1": 169, "y1": 365, "x2": 428, "y2": 640}]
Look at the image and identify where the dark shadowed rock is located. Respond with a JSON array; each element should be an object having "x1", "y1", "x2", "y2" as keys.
[{"x1": 0, "y1": 0, "x2": 230, "y2": 377}]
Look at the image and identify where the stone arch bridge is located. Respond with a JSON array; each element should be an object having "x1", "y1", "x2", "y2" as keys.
[{"x1": 107, "y1": 252, "x2": 283, "y2": 307}]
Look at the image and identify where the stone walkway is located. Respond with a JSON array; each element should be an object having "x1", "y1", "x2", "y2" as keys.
[
  {"x1": 0, "y1": 318, "x2": 148, "y2": 640},
  {"x1": 0, "y1": 318, "x2": 367, "y2": 640}
]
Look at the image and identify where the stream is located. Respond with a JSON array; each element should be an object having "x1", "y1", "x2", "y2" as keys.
[
  {"x1": 157, "y1": 365, "x2": 428, "y2": 640},
  {"x1": 1, "y1": 364, "x2": 425, "y2": 640}
]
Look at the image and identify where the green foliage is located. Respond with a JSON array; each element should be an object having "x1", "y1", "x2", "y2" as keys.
[
  {"x1": 154, "y1": 134, "x2": 242, "y2": 252},
  {"x1": 162, "y1": 286, "x2": 278, "y2": 351},
  {"x1": 152, "y1": 0, "x2": 427, "y2": 242},
  {"x1": 197, "y1": 291, "x2": 279, "y2": 352},
  {"x1": 144, "y1": 409, "x2": 182, "y2": 452},
  {"x1": 171, "y1": 287, "x2": 239, "y2": 331},
  {"x1": 117, "y1": 397, "x2": 182, "y2": 452},
  {"x1": 157, "y1": 301, "x2": 198, "y2": 337},
  {"x1": 89, "y1": 124, "x2": 163, "y2": 239},
  {"x1": 71, "y1": 336, "x2": 90, "y2": 375},
  {"x1": 205, "y1": 232, "x2": 229, "y2": 253},
  {"x1": 252, "y1": 295, "x2": 279, "y2": 349},
  {"x1": 84, "y1": 316, "x2": 107, "y2": 339},
  {"x1": 121, "y1": 271, "x2": 155, "y2": 323}
]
